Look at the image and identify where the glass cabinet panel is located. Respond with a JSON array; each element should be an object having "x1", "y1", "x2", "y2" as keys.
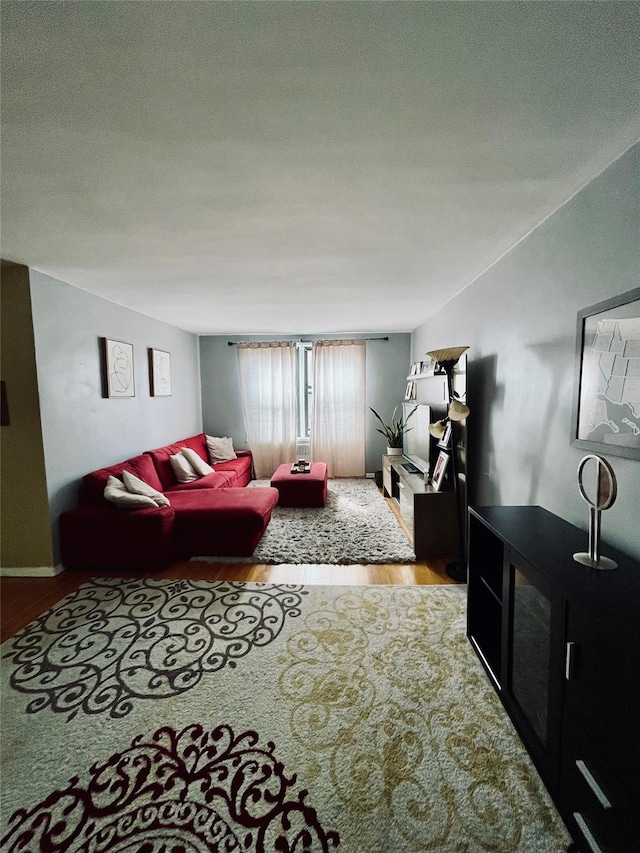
[{"x1": 511, "y1": 565, "x2": 551, "y2": 745}]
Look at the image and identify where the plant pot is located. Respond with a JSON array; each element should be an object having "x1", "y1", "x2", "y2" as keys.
[{"x1": 386, "y1": 446, "x2": 403, "y2": 456}]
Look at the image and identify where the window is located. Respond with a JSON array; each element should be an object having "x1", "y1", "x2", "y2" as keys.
[{"x1": 297, "y1": 342, "x2": 313, "y2": 439}]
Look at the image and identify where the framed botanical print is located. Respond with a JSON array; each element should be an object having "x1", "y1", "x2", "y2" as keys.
[{"x1": 571, "y1": 287, "x2": 640, "y2": 460}]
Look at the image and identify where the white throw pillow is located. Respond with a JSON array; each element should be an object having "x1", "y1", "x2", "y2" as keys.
[
  {"x1": 122, "y1": 470, "x2": 170, "y2": 507},
  {"x1": 104, "y1": 475, "x2": 157, "y2": 508},
  {"x1": 169, "y1": 452, "x2": 199, "y2": 483},
  {"x1": 180, "y1": 447, "x2": 215, "y2": 477},
  {"x1": 206, "y1": 435, "x2": 237, "y2": 463}
]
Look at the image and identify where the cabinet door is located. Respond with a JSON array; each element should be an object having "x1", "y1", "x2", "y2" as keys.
[
  {"x1": 510, "y1": 563, "x2": 551, "y2": 743},
  {"x1": 382, "y1": 457, "x2": 392, "y2": 497},
  {"x1": 398, "y1": 481, "x2": 414, "y2": 530},
  {"x1": 467, "y1": 513, "x2": 505, "y2": 687},
  {"x1": 563, "y1": 604, "x2": 639, "y2": 750},
  {"x1": 505, "y1": 556, "x2": 562, "y2": 787}
]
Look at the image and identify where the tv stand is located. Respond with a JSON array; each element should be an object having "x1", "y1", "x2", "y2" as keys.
[{"x1": 382, "y1": 455, "x2": 457, "y2": 559}]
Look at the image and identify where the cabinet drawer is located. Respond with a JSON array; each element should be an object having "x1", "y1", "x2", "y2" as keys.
[{"x1": 559, "y1": 706, "x2": 639, "y2": 853}]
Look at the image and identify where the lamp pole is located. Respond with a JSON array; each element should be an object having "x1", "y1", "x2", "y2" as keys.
[
  {"x1": 442, "y1": 363, "x2": 467, "y2": 582},
  {"x1": 425, "y1": 346, "x2": 469, "y2": 583}
]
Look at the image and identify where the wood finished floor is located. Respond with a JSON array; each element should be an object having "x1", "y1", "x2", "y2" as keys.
[{"x1": 0, "y1": 494, "x2": 459, "y2": 644}]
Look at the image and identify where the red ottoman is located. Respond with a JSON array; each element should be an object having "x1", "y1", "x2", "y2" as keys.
[
  {"x1": 271, "y1": 462, "x2": 328, "y2": 508},
  {"x1": 170, "y1": 487, "x2": 279, "y2": 557}
]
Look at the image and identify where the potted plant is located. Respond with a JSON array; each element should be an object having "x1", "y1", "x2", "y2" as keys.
[{"x1": 370, "y1": 405, "x2": 417, "y2": 456}]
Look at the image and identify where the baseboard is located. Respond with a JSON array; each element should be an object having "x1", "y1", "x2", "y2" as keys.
[
  {"x1": 0, "y1": 564, "x2": 65, "y2": 578},
  {"x1": 365, "y1": 472, "x2": 375, "y2": 478}
]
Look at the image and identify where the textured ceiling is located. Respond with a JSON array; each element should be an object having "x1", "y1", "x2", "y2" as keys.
[{"x1": 1, "y1": 1, "x2": 639, "y2": 334}]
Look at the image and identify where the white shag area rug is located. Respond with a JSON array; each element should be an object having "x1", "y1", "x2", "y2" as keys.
[{"x1": 194, "y1": 478, "x2": 417, "y2": 564}]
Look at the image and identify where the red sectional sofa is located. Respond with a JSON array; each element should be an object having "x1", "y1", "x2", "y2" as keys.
[{"x1": 59, "y1": 433, "x2": 279, "y2": 572}]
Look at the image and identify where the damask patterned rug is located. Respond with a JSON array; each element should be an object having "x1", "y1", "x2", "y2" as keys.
[
  {"x1": 0, "y1": 579, "x2": 571, "y2": 852},
  {"x1": 195, "y1": 478, "x2": 417, "y2": 564}
]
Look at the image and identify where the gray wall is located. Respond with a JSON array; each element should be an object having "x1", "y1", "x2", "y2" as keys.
[
  {"x1": 29, "y1": 271, "x2": 203, "y2": 562},
  {"x1": 412, "y1": 144, "x2": 639, "y2": 560},
  {"x1": 199, "y1": 333, "x2": 411, "y2": 474}
]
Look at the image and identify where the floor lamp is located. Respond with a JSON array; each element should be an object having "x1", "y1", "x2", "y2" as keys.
[{"x1": 426, "y1": 346, "x2": 469, "y2": 582}]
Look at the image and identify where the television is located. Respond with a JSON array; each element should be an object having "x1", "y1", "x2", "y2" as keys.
[{"x1": 402, "y1": 403, "x2": 432, "y2": 474}]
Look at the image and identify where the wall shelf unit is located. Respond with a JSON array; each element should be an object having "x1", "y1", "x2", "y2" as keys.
[{"x1": 467, "y1": 505, "x2": 640, "y2": 853}]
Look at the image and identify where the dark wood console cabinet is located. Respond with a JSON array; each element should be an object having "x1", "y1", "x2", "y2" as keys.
[{"x1": 468, "y1": 506, "x2": 640, "y2": 853}]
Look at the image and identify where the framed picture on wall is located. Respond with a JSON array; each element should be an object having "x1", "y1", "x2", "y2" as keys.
[
  {"x1": 431, "y1": 450, "x2": 449, "y2": 491},
  {"x1": 571, "y1": 287, "x2": 640, "y2": 460},
  {"x1": 101, "y1": 338, "x2": 135, "y2": 398},
  {"x1": 149, "y1": 348, "x2": 172, "y2": 397}
]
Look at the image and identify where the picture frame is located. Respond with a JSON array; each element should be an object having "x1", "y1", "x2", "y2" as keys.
[
  {"x1": 101, "y1": 338, "x2": 135, "y2": 398},
  {"x1": 404, "y1": 380, "x2": 416, "y2": 401},
  {"x1": 149, "y1": 348, "x2": 172, "y2": 397},
  {"x1": 571, "y1": 287, "x2": 640, "y2": 460},
  {"x1": 421, "y1": 356, "x2": 436, "y2": 377},
  {"x1": 438, "y1": 421, "x2": 452, "y2": 448},
  {"x1": 431, "y1": 450, "x2": 449, "y2": 491}
]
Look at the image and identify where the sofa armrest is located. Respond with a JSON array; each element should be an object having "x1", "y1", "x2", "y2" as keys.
[{"x1": 60, "y1": 505, "x2": 175, "y2": 572}]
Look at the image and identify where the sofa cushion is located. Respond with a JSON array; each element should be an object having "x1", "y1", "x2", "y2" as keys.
[
  {"x1": 169, "y1": 452, "x2": 199, "y2": 483},
  {"x1": 104, "y1": 475, "x2": 158, "y2": 508},
  {"x1": 122, "y1": 471, "x2": 171, "y2": 507},
  {"x1": 181, "y1": 447, "x2": 215, "y2": 477},
  {"x1": 212, "y1": 454, "x2": 253, "y2": 488},
  {"x1": 82, "y1": 454, "x2": 164, "y2": 506},
  {"x1": 164, "y1": 470, "x2": 235, "y2": 492},
  {"x1": 206, "y1": 435, "x2": 237, "y2": 463},
  {"x1": 170, "y1": 487, "x2": 279, "y2": 557},
  {"x1": 145, "y1": 434, "x2": 210, "y2": 491}
]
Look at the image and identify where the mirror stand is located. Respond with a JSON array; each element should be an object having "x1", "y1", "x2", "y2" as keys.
[{"x1": 573, "y1": 454, "x2": 618, "y2": 570}]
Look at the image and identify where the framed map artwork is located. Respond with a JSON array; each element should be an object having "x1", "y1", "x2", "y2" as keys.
[{"x1": 571, "y1": 287, "x2": 640, "y2": 460}]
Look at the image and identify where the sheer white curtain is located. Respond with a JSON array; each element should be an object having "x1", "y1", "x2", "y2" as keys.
[
  {"x1": 237, "y1": 342, "x2": 297, "y2": 478},
  {"x1": 311, "y1": 339, "x2": 366, "y2": 477}
]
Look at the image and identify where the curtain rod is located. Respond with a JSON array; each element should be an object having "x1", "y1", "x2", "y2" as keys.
[{"x1": 227, "y1": 336, "x2": 389, "y2": 346}]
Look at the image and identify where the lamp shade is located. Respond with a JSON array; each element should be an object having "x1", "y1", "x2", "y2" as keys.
[
  {"x1": 448, "y1": 399, "x2": 470, "y2": 421},
  {"x1": 425, "y1": 346, "x2": 469, "y2": 367},
  {"x1": 428, "y1": 419, "x2": 447, "y2": 438}
]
